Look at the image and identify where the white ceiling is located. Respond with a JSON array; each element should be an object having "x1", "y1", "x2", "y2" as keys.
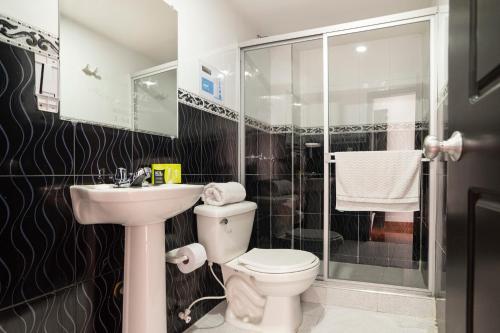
[
  {"x1": 229, "y1": 0, "x2": 436, "y2": 37},
  {"x1": 60, "y1": 0, "x2": 178, "y2": 63}
]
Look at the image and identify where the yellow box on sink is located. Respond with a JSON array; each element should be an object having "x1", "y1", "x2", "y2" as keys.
[{"x1": 151, "y1": 164, "x2": 182, "y2": 184}]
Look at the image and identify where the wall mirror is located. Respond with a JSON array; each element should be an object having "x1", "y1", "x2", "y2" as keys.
[{"x1": 59, "y1": 0, "x2": 178, "y2": 137}]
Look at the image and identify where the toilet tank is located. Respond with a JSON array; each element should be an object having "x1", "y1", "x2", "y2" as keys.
[{"x1": 194, "y1": 201, "x2": 257, "y2": 264}]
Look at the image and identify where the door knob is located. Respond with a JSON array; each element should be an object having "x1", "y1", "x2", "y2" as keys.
[{"x1": 423, "y1": 131, "x2": 463, "y2": 162}]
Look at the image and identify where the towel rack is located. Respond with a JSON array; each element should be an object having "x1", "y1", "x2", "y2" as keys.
[{"x1": 326, "y1": 152, "x2": 430, "y2": 164}]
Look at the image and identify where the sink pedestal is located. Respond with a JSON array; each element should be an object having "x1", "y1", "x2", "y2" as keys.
[
  {"x1": 70, "y1": 183, "x2": 204, "y2": 333},
  {"x1": 123, "y1": 222, "x2": 166, "y2": 333}
]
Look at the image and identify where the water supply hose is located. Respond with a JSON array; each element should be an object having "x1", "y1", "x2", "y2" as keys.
[{"x1": 178, "y1": 262, "x2": 226, "y2": 324}]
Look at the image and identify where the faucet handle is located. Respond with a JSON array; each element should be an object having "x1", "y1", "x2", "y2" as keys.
[
  {"x1": 129, "y1": 167, "x2": 152, "y2": 187},
  {"x1": 97, "y1": 168, "x2": 107, "y2": 184},
  {"x1": 114, "y1": 167, "x2": 129, "y2": 186}
]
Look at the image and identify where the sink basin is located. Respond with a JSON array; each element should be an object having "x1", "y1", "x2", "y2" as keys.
[
  {"x1": 70, "y1": 183, "x2": 203, "y2": 226},
  {"x1": 70, "y1": 183, "x2": 203, "y2": 333}
]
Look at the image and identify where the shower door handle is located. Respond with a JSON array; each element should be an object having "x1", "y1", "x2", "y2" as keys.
[{"x1": 423, "y1": 131, "x2": 463, "y2": 162}]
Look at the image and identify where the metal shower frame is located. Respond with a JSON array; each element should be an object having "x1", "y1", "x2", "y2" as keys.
[{"x1": 239, "y1": 7, "x2": 439, "y2": 296}]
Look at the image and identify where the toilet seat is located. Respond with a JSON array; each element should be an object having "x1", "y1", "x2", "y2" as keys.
[{"x1": 238, "y1": 248, "x2": 319, "y2": 274}]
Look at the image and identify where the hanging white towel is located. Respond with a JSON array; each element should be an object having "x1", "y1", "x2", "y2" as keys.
[
  {"x1": 201, "y1": 182, "x2": 246, "y2": 206},
  {"x1": 335, "y1": 150, "x2": 422, "y2": 212}
]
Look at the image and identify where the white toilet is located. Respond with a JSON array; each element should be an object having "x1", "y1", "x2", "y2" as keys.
[{"x1": 194, "y1": 201, "x2": 319, "y2": 333}]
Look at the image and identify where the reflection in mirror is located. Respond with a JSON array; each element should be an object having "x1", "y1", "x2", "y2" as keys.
[
  {"x1": 59, "y1": 0, "x2": 178, "y2": 136},
  {"x1": 132, "y1": 63, "x2": 177, "y2": 136}
]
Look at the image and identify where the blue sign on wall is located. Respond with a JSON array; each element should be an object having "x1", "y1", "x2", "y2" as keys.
[{"x1": 201, "y1": 77, "x2": 214, "y2": 95}]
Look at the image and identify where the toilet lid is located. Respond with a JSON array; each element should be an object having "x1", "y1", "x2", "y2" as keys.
[{"x1": 238, "y1": 248, "x2": 318, "y2": 274}]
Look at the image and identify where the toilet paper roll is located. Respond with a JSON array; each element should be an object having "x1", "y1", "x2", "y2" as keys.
[{"x1": 177, "y1": 243, "x2": 207, "y2": 274}]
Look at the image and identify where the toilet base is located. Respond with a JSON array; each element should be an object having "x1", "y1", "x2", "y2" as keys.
[{"x1": 225, "y1": 295, "x2": 303, "y2": 333}]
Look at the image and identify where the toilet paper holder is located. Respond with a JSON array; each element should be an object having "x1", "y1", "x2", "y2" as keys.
[{"x1": 165, "y1": 249, "x2": 189, "y2": 264}]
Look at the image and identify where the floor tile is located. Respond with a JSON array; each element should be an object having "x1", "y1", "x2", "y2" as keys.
[{"x1": 185, "y1": 301, "x2": 437, "y2": 333}]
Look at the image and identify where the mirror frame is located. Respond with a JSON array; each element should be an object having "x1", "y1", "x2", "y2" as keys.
[{"x1": 130, "y1": 60, "x2": 178, "y2": 137}]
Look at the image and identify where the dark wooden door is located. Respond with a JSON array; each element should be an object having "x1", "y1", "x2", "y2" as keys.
[{"x1": 447, "y1": 0, "x2": 500, "y2": 332}]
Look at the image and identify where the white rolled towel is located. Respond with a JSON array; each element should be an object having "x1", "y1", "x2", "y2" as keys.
[{"x1": 201, "y1": 182, "x2": 246, "y2": 206}]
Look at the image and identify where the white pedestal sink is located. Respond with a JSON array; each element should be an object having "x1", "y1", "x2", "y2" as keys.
[{"x1": 70, "y1": 183, "x2": 204, "y2": 333}]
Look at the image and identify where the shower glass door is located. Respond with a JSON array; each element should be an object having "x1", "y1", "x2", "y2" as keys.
[
  {"x1": 325, "y1": 21, "x2": 431, "y2": 288},
  {"x1": 243, "y1": 39, "x2": 325, "y2": 276},
  {"x1": 242, "y1": 11, "x2": 435, "y2": 291}
]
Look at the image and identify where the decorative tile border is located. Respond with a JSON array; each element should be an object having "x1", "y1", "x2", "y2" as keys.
[
  {"x1": 245, "y1": 115, "x2": 272, "y2": 132},
  {"x1": 328, "y1": 121, "x2": 429, "y2": 134},
  {"x1": 246, "y1": 117, "x2": 429, "y2": 135},
  {"x1": 245, "y1": 116, "x2": 296, "y2": 134},
  {"x1": 178, "y1": 89, "x2": 239, "y2": 122},
  {"x1": 0, "y1": 13, "x2": 59, "y2": 59},
  {"x1": 270, "y1": 124, "x2": 295, "y2": 134}
]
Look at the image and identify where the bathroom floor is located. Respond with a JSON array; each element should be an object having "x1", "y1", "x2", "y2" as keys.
[{"x1": 184, "y1": 301, "x2": 437, "y2": 333}]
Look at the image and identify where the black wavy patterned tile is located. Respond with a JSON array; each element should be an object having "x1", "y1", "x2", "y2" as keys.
[
  {"x1": 75, "y1": 223, "x2": 124, "y2": 284},
  {"x1": 271, "y1": 133, "x2": 292, "y2": 175},
  {"x1": 373, "y1": 131, "x2": 388, "y2": 150},
  {"x1": 0, "y1": 176, "x2": 75, "y2": 309},
  {"x1": 132, "y1": 132, "x2": 176, "y2": 170},
  {"x1": 331, "y1": 214, "x2": 359, "y2": 242},
  {"x1": 0, "y1": 285, "x2": 76, "y2": 332},
  {"x1": 200, "y1": 174, "x2": 235, "y2": 183},
  {"x1": 181, "y1": 174, "x2": 204, "y2": 186},
  {"x1": 302, "y1": 176, "x2": 323, "y2": 215},
  {"x1": 257, "y1": 131, "x2": 272, "y2": 177},
  {"x1": 75, "y1": 270, "x2": 123, "y2": 333},
  {"x1": 271, "y1": 215, "x2": 293, "y2": 238},
  {"x1": 1, "y1": 39, "x2": 243, "y2": 333},
  {"x1": 245, "y1": 127, "x2": 259, "y2": 155},
  {"x1": 270, "y1": 174, "x2": 294, "y2": 215},
  {"x1": 303, "y1": 213, "x2": 323, "y2": 230},
  {"x1": 0, "y1": 44, "x2": 74, "y2": 176},
  {"x1": 201, "y1": 111, "x2": 238, "y2": 176},
  {"x1": 358, "y1": 214, "x2": 372, "y2": 242},
  {"x1": 164, "y1": 208, "x2": 225, "y2": 333},
  {"x1": 412, "y1": 218, "x2": 422, "y2": 262},
  {"x1": 330, "y1": 132, "x2": 369, "y2": 153},
  {"x1": 74, "y1": 176, "x2": 125, "y2": 282},
  {"x1": 301, "y1": 134, "x2": 323, "y2": 175},
  {"x1": 255, "y1": 217, "x2": 271, "y2": 249},
  {"x1": 74, "y1": 123, "x2": 132, "y2": 176},
  {"x1": 167, "y1": 262, "x2": 223, "y2": 333},
  {"x1": 177, "y1": 103, "x2": 202, "y2": 174}
]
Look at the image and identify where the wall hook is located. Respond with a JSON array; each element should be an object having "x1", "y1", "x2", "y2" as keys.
[{"x1": 82, "y1": 64, "x2": 101, "y2": 79}]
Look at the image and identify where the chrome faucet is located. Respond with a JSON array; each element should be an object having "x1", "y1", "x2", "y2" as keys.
[
  {"x1": 113, "y1": 167, "x2": 152, "y2": 187},
  {"x1": 130, "y1": 167, "x2": 152, "y2": 187}
]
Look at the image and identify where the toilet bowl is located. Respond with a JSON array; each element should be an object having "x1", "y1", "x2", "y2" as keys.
[{"x1": 194, "y1": 201, "x2": 319, "y2": 333}]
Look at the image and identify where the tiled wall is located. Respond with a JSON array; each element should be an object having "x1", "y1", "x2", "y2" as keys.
[
  {"x1": 245, "y1": 123, "x2": 430, "y2": 285},
  {"x1": 245, "y1": 127, "x2": 298, "y2": 251},
  {"x1": 0, "y1": 42, "x2": 238, "y2": 333}
]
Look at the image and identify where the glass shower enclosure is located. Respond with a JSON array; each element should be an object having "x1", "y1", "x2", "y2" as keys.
[{"x1": 241, "y1": 9, "x2": 437, "y2": 293}]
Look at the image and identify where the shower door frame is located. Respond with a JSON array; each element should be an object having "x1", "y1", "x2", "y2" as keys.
[{"x1": 239, "y1": 7, "x2": 439, "y2": 295}]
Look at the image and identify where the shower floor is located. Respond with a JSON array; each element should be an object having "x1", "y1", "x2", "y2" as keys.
[{"x1": 327, "y1": 261, "x2": 427, "y2": 289}]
